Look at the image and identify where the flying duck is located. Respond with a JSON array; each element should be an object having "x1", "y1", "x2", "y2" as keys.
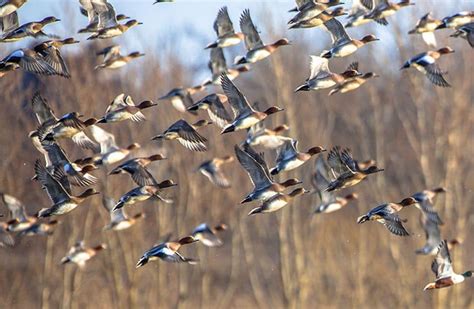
[
  {"x1": 152, "y1": 119, "x2": 211, "y2": 152},
  {"x1": 98, "y1": 93, "x2": 156, "y2": 123},
  {"x1": 191, "y1": 223, "x2": 228, "y2": 247},
  {"x1": 197, "y1": 156, "x2": 234, "y2": 188},
  {"x1": 411, "y1": 187, "x2": 445, "y2": 225},
  {"x1": 108, "y1": 154, "x2": 166, "y2": 186},
  {"x1": 408, "y1": 12, "x2": 442, "y2": 47},
  {"x1": 248, "y1": 188, "x2": 309, "y2": 216},
  {"x1": 0, "y1": 193, "x2": 37, "y2": 232},
  {"x1": 328, "y1": 72, "x2": 379, "y2": 96},
  {"x1": 205, "y1": 6, "x2": 244, "y2": 49},
  {"x1": 136, "y1": 236, "x2": 199, "y2": 267},
  {"x1": 203, "y1": 47, "x2": 249, "y2": 86},
  {"x1": 188, "y1": 93, "x2": 233, "y2": 129},
  {"x1": 158, "y1": 85, "x2": 205, "y2": 114},
  {"x1": 112, "y1": 181, "x2": 177, "y2": 211},
  {"x1": 0, "y1": 16, "x2": 60, "y2": 42},
  {"x1": 61, "y1": 241, "x2": 106, "y2": 268},
  {"x1": 102, "y1": 196, "x2": 144, "y2": 231}
]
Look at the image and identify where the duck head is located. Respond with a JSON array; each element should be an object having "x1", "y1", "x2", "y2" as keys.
[
  {"x1": 280, "y1": 178, "x2": 302, "y2": 187},
  {"x1": 272, "y1": 38, "x2": 291, "y2": 47},
  {"x1": 307, "y1": 146, "x2": 326, "y2": 156},
  {"x1": 399, "y1": 197, "x2": 417, "y2": 207},
  {"x1": 263, "y1": 106, "x2": 284, "y2": 116},
  {"x1": 126, "y1": 143, "x2": 141, "y2": 151},
  {"x1": 437, "y1": 46, "x2": 455, "y2": 54},
  {"x1": 361, "y1": 34, "x2": 379, "y2": 43}
]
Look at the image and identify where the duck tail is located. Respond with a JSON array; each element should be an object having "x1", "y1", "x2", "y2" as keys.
[
  {"x1": 233, "y1": 55, "x2": 246, "y2": 65},
  {"x1": 205, "y1": 41, "x2": 218, "y2": 49},
  {"x1": 357, "y1": 214, "x2": 369, "y2": 224},
  {"x1": 38, "y1": 208, "x2": 52, "y2": 218},
  {"x1": 248, "y1": 207, "x2": 262, "y2": 216},
  {"x1": 321, "y1": 50, "x2": 332, "y2": 59},
  {"x1": 270, "y1": 167, "x2": 279, "y2": 175},
  {"x1": 294, "y1": 83, "x2": 310, "y2": 92},
  {"x1": 61, "y1": 256, "x2": 71, "y2": 264},
  {"x1": 136, "y1": 255, "x2": 149, "y2": 268}
]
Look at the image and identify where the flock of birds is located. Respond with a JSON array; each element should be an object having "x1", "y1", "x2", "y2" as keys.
[{"x1": 0, "y1": 0, "x2": 473, "y2": 293}]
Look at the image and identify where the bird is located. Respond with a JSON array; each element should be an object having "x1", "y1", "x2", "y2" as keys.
[
  {"x1": 450, "y1": 23, "x2": 474, "y2": 48},
  {"x1": 436, "y1": 11, "x2": 474, "y2": 30},
  {"x1": 234, "y1": 9, "x2": 290, "y2": 65},
  {"x1": 95, "y1": 50, "x2": 144, "y2": 70},
  {"x1": 234, "y1": 144, "x2": 302, "y2": 204},
  {"x1": 415, "y1": 212, "x2": 460, "y2": 256},
  {"x1": 270, "y1": 138, "x2": 326, "y2": 175},
  {"x1": 345, "y1": 0, "x2": 374, "y2": 28},
  {"x1": 202, "y1": 47, "x2": 249, "y2": 86},
  {"x1": 411, "y1": 187, "x2": 445, "y2": 225},
  {"x1": 0, "y1": 222, "x2": 14, "y2": 247},
  {"x1": 244, "y1": 122, "x2": 291, "y2": 149},
  {"x1": 78, "y1": 0, "x2": 128, "y2": 33},
  {"x1": 248, "y1": 188, "x2": 309, "y2": 216},
  {"x1": 288, "y1": 0, "x2": 342, "y2": 13},
  {"x1": 38, "y1": 112, "x2": 98, "y2": 149},
  {"x1": 187, "y1": 93, "x2": 233, "y2": 129},
  {"x1": 191, "y1": 223, "x2": 228, "y2": 247},
  {"x1": 423, "y1": 240, "x2": 473, "y2": 290},
  {"x1": 112, "y1": 181, "x2": 177, "y2": 211},
  {"x1": 158, "y1": 85, "x2": 205, "y2": 113},
  {"x1": 108, "y1": 154, "x2": 167, "y2": 186},
  {"x1": 408, "y1": 12, "x2": 442, "y2": 47},
  {"x1": 0, "y1": 193, "x2": 37, "y2": 232},
  {"x1": 205, "y1": 6, "x2": 244, "y2": 49},
  {"x1": 87, "y1": 19, "x2": 142, "y2": 40},
  {"x1": 288, "y1": 0, "x2": 343, "y2": 26},
  {"x1": 34, "y1": 160, "x2": 99, "y2": 218},
  {"x1": 0, "y1": 16, "x2": 60, "y2": 43},
  {"x1": 197, "y1": 156, "x2": 234, "y2": 188},
  {"x1": 321, "y1": 17, "x2": 378, "y2": 58},
  {"x1": 220, "y1": 74, "x2": 283, "y2": 134},
  {"x1": 311, "y1": 156, "x2": 358, "y2": 214},
  {"x1": 88, "y1": 125, "x2": 140, "y2": 166},
  {"x1": 33, "y1": 37, "x2": 79, "y2": 78},
  {"x1": 152, "y1": 119, "x2": 211, "y2": 152},
  {"x1": 61, "y1": 241, "x2": 106, "y2": 268},
  {"x1": 356, "y1": 197, "x2": 417, "y2": 236},
  {"x1": 328, "y1": 72, "x2": 379, "y2": 96},
  {"x1": 365, "y1": 0, "x2": 414, "y2": 26},
  {"x1": 18, "y1": 220, "x2": 59, "y2": 237},
  {"x1": 288, "y1": 7, "x2": 346, "y2": 29},
  {"x1": 324, "y1": 146, "x2": 383, "y2": 192},
  {"x1": 0, "y1": 48, "x2": 62, "y2": 77},
  {"x1": 294, "y1": 57, "x2": 362, "y2": 92},
  {"x1": 0, "y1": 0, "x2": 28, "y2": 19},
  {"x1": 101, "y1": 196, "x2": 144, "y2": 231},
  {"x1": 401, "y1": 47, "x2": 455, "y2": 87},
  {"x1": 96, "y1": 45, "x2": 121, "y2": 61},
  {"x1": 97, "y1": 93, "x2": 156, "y2": 123},
  {"x1": 136, "y1": 236, "x2": 199, "y2": 267}
]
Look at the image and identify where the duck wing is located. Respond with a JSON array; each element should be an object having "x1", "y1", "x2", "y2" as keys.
[
  {"x1": 105, "y1": 93, "x2": 128, "y2": 113},
  {"x1": 432, "y1": 240, "x2": 454, "y2": 279},
  {"x1": 235, "y1": 144, "x2": 273, "y2": 189},
  {"x1": 323, "y1": 18, "x2": 351, "y2": 45},
  {"x1": 90, "y1": 125, "x2": 118, "y2": 154},
  {"x1": 1, "y1": 194, "x2": 28, "y2": 222},
  {"x1": 383, "y1": 213, "x2": 410, "y2": 236},
  {"x1": 424, "y1": 63, "x2": 450, "y2": 87},
  {"x1": 239, "y1": 9, "x2": 264, "y2": 51},
  {"x1": 221, "y1": 74, "x2": 252, "y2": 118},
  {"x1": 209, "y1": 47, "x2": 227, "y2": 77},
  {"x1": 309, "y1": 55, "x2": 330, "y2": 79},
  {"x1": 214, "y1": 6, "x2": 235, "y2": 37},
  {"x1": 0, "y1": 11, "x2": 19, "y2": 33},
  {"x1": 171, "y1": 120, "x2": 208, "y2": 152},
  {"x1": 31, "y1": 92, "x2": 57, "y2": 125},
  {"x1": 34, "y1": 160, "x2": 71, "y2": 205},
  {"x1": 208, "y1": 95, "x2": 232, "y2": 129}
]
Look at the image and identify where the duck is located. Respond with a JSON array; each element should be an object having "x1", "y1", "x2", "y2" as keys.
[
  {"x1": 29, "y1": 93, "x2": 98, "y2": 151},
  {"x1": 288, "y1": 0, "x2": 342, "y2": 13},
  {"x1": 321, "y1": 17, "x2": 378, "y2": 58},
  {"x1": 365, "y1": 0, "x2": 414, "y2": 26},
  {"x1": 96, "y1": 45, "x2": 121, "y2": 61},
  {"x1": 0, "y1": 0, "x2": 28, "y2": 18},
  {"x1": 220, "y1": 74, "x2": 283, "y2": 134},
  {"x1": 95, "y1": 51, "x2": 144, "y2": 70},
  {"x1": 0, "y1": 221, "x2": 14, "y2": 247},
  {"x1": 234, "y1": 9, "x2": 290, "y2": 65},
  {"x1": 401, "y1": 47, "x2": 455, "y2": 87},
  {"x1": 97, "y1": 93, "x2": 156, "y2": 123},
  {"x1": 39, "y1": 112, "x2": 98, "y2": 149},
  {"x1": 245, "y1": 122, "x2": 291, "y2": 149},
  {"x1": 197, "y1": 156, "x2": 234, "y2": 188},
  {"x1": 191, "y1": 223, "x2": 228, "y2": 247},
  {"x1": 39, "y1": 134, "x2": 98, "y2": 187},
  {"x1": 325, "y1": 146, "x2": 383, "y2": 192},
  {"x1": 108, "y1": 154, "x2": 166, "y2": 186},
  {"x1": 34, "y1": 160, "x2": 99, "y2": 218},
  {"x1": 288, "y1": 0, "x2": 343, "y2": 25},
  {"x1": 19, "y1": 220, "x2": 59, "y2": 237},
  {"x1": 0, "y1": 16, "x2": 60, "y2": 42},
  {"x1": 345, "y1": 0, "x2": 374, "y2": 28},
  {"x1": 87, "y1": 19, "x2": 142, "y2": 40},
  {"x1": 328, "y1": 72, "x2": 379, "y2": 96},
  {"x1": 311, "y1": 156, "x2": 358, "y2": 214},
  {"x1": 248, "y1": 188, "x2": 309, "y2": 216},
  {"x1": 202, "y1": 47, "x2": 249, "y2": 86},
  {"x1": 0, "y1": 48, "x2": 62, "y2": 77},
  {"x1": 450, "y1": 23, "x2": 474, "y2": 48},
  {"x1": 89, "y1": 125, "x2": 140, "y2": 165},
  {"x1": 234, "y1": 144, "x2": 302, "y2": 204},
  {"x1": 436, "y1": 11, "x2": 474, "y2": 30},
  {"x1": 78, "y1": 0, "x2": 126, "y2": 33},
  {"x1": 112, "y1": 181, "x2": 177, "y2": 211},
  {"x1": 102, "y1": 196, "x2": 144, "y2": 231},
  {"x1": 270, "y1": 138, "x2": 326, "y2": 175},
  {"x1": 206, "y1": 6, "x2": 244, "y2": 49},
  {"x1": 152, "y1": 119, "x2": 211, "y2": 152},
  {"x1": 188, "y1": 93, "x2": 233, "y2": 129},
  {"x1": 0, "y1": 193, "x2": 37, "y2": 232},
  {"x1": 416, "y1": 212, "x2": 460, "y2": 256},
  {"x1": 408, "y1": 12, "x2": 442, "y2": 47},
  {"x1": 33, "y1": 38, "x2": 79, "y2": 78},
  {"x1": 288, "y1": 7, "x2": 346, "y2": 29},
  {"x1": 158, "y1": 85, "x2": 205, "y2": 113},
  {"x1": 411, "y1": 187, "x2": 445, "y2": 225},
  {"x1": 357, "y1": 197, "x2": 418, "y2": 236},
  {"x1": 423, "y1": 240, "x2": 473, "y2": 290},
  {"x1": 295, "y1": 57, "x2": 361, "y2": 92},
  {"x1": 61, "y1": 241, "x2": 106, "y2": 268},
  {"x1": 136, "y1": 236, "x2": 199, "y2": 267}
]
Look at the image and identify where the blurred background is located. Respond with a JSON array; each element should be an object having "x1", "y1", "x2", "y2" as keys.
[{"x1": 0, "y1": 0, "x2": 473, "y2": 308}]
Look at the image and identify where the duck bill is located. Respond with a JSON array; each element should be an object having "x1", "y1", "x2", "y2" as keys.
[{"x1": 151, "y1": 134, "x2": 164, "y2": 140}]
